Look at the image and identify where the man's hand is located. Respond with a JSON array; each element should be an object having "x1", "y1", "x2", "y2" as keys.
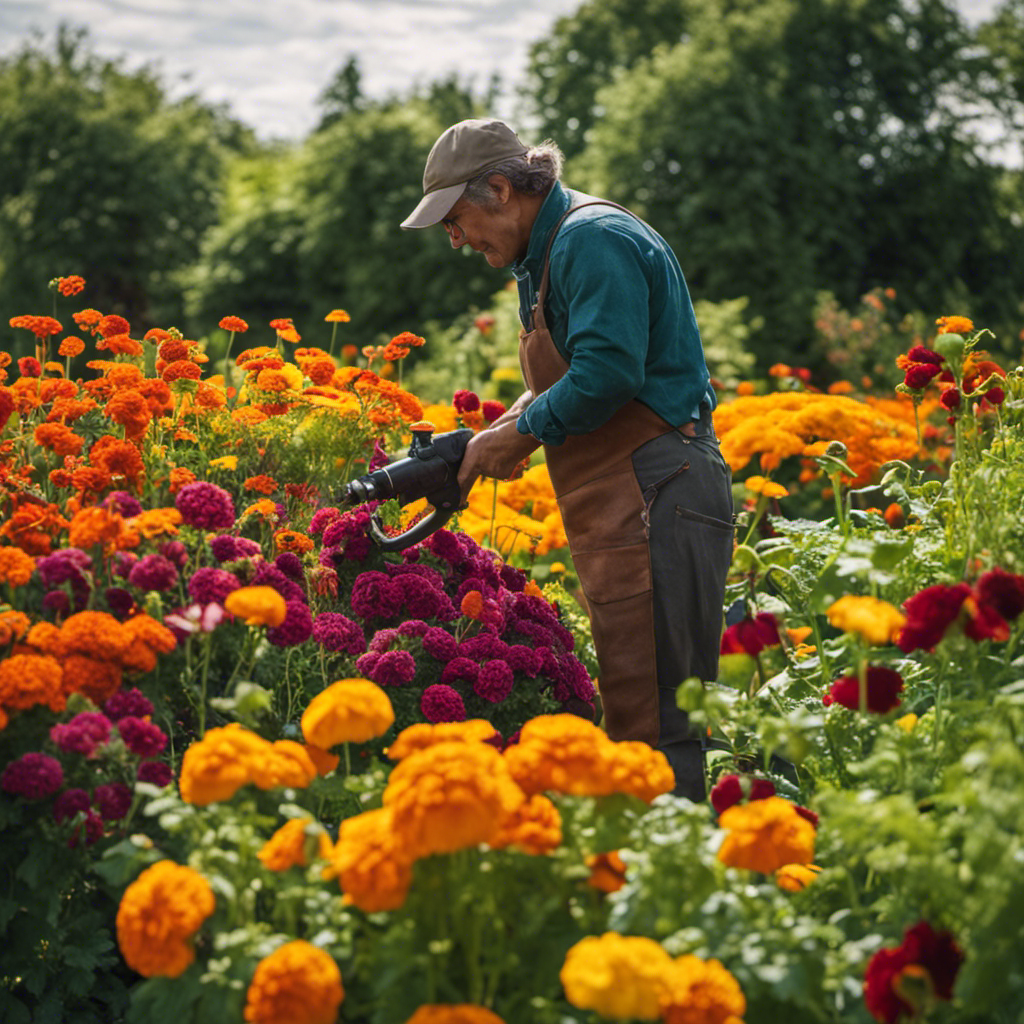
[
  {"x1": 457, "y1": 419, "x2": 540, "y2": 500},
  {"x1": 485, "y1": 390, "x2": 534, "y2": 429}
]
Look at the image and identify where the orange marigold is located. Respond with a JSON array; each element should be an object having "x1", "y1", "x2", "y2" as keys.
[
  {"x1": 179, "y1": 724, "x2": 274, "y2": 805},
  {"x1": 936, "y1": 315, "x2": 974, "y2": 335},
  {"x1": 219, "y1": 316, "x2": 249, "y2": 333},
  {"x1": 304, "y1": 743, "x2": 340, "y2": 776},
  {"x1": 162, "y1": 359, "x2": 202, "y2": 384},
  {"x1": 9, "y1": 315, "x2": 63, "y2": 339},
  {"x1": 0, "y1": 501, "x2": 68, "y2": 555},
  {"x1": 329, "y1": 807, "x2": 414, "y2": 912},
  {"x1": 243, "y1": 940, "x2": 344, "y2": 1024},
  {"x1": 489, "y1": 793, "x2": 563, "y2": 855},
  {"x1": 97, "y1": 333, "x2": 144, "y2": 357},
  {"x1": 0, "y1": 609, "x2": 32, "y2": 647},
  {"x1": 116, "y1": 861, "x2": 215, "y2": 978},
  {"x1": 0, "y1": 654, "x2": 64, "y2": 713},
  {"x1": 324, "y1": 309, "x2": 351, "y2": 323},
  {"x1": 168, "y1": 466, "x2": 197, "y2": 495},
  {"x1": 131, "y1": 507, "x2": 182, "y2": 538},
  {"x1": 301, "y1": 678, "x2": 395, "y2": 749},
  {"x1": 97, "y1": 314, "x2": 130, "y2": 338},
  {"x1": 387, "y1": 719, "x2": 500, "y2": 761},
  {"x1": 143, "y1": 328, "x2": 171, "y2": 343},
  {"x1": 105, "y1": 390, "x2": 152, "y2": 439},
  {"x1": 605, "y1": 741, "x2": 676, "y2": 803},
  {"x1": 503, "y1": 714, "x2": 615, "y2": 797},
  {"x1": 224, "y1": 586, "x2": 287, "y2": 627},
  {"x1": 90, "y1": 435, "x2": 145, "y2": 489},
  {"x1": 586, "y1": 851, "x2": 628, "y2": 893},
  {"x1": 305, "y1": 358, "x2": 337, "y2": 386},
  {"x1": 68, "y1": 505, "x2": 134, "y2": 554},
  {"x1": 120, "y1": 614, "x2": 177, "y2": 674},
  {"x1": 258, "y1": 817, "x2": 333, "y2": 872},
  {"x1": 244, "y1": 474, "x2": 278, "y2": 495},
  {"x1": 251, "y1": 740, "x2": 318, "y2": 791},
  {"x1": 72, "y1": 309, "x2": 102, "y2": 330},
  {"x1": 274, "y1": 529, "x2": 314, "y2": 556},
  {"x1": 405, "y1": 1009, "x2": 505, "y2": 1024},
  {"x1": 660, "y1": 955, "x2": 747, "y2": 1024},
  {"x1": 717, "y1": 796, "x2": 816, "y2": 874},
  {"x1": 57, "y1": 336, "x2": 86, "y2": 358},
  {"x1": 0, "y1": 546, "x2": 36, "y2": 586},
  {"x1": 56, "y1": 610, "x2": 131, "y2": 661},
  {"x1": 61, "y1": 654, "x2": 123, "y2": 705},
  {"x1": 56, "y1": 275, "x2": 86, "y2": 297}
]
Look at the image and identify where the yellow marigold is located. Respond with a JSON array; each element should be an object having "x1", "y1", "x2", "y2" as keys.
[
  {"x1": 208, "y1": 455, "x2": 238, "y2": 471},
  {"x1": 274, "y1": 529, "x2": 314, "y2": 556},
  {"x1": 251, "y1": 740, "x2": 318, "y2": 790},
  {"x1": 826, "y1": 595, "x2": 906, "y2": 646},
  {"x1": 503, "y1": 713, "x2": 614, "y2": 797},
  {"x1": 896, "y1": 712, "x2": 919, "y2": 733},
  {"x1": 384, "y1": 741, "x2": 525, "y2": 859},
  {"x1": 387, "y1": 720, "x2": 500, "y2": 761},
  {"x1": 243, "y1": 940, "x2": 343, "y2": 1024},
  {"x1": 178, "y1": 724, "x2": 274, "y2": 805},
  {"x1": 717, "y1": 796, "x2": 816, "y2": 874},
  {"x1": 0, "y1": 546, "x2": 36, "y2": 586},
  {"x1": 560, "y1": 932, "x2": 673, "y2": 1021},
  {"x1": 605, "y1": 741, "x2": 676, "y2": 803},
  {"x1": 258, "y1": 817, "x2": 333, "y2": 872},
  {"x1": 224, "y1": 586, "x2": 287, "y2": 627},
  {"x1": 325, "y1": 309, "x2": 351, "y2": 323},
  {"x1": 587, "y1": 851, "x2": 628, "y2": 893},
  {"x1": 0, "y1": 654, "x2": 65, "y2": 713},
  {"x1": 330, "y1": 806, "x2": 414, "y2": 912},
  {"x1": 659, "y1": 955, "x2": 746, "y2": 1024},
  {"x1": 241, "y1": 500, "x2": 280, "y2": 524},
  {"x1": 775, "y1": 863, "x2": 822, "y2": 892},
  {"x1": 936, "y1": 315, "x2": 974, "y2": 335},
  {"x1": 131, "y1": 507, "x2": 182, "y2": 538},
  {"x1": 743, "y1": 475, "x2": 788, "y2": 499},
  {"x1": 490, "y1": 793, "x2": 563, "y2": 855},
  {"x1": 405, "y1": 1008, "x2": 505, "y2": 1024},
  {"x1": 116, "y1": 861, "x2": 215, "y2": 978},
  {"x1": 302, "y1": 678, "x2": 395, "y2": 749}
]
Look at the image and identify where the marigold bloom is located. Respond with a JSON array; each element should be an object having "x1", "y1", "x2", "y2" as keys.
[
  {"x1": 405, "y1": 1008, "x2": 505, "y2": 1024},
  {"x1": 179, "y1": 724, "x2": 274, "y2": 805},
  {"x1": 330, "y1": 806, "x2": 414, "y2": 912},
  {"x1": 251, "y1": 740, "x2": 318, "y2": 790},
  {"x1": 274, "y1": 529, "x2": 314, "y2": 556},
  {"x1": 504, "y1": 714, "x2": 614, "y2": 797},
  {"x1": 243, "y1": 940, "x2": 343, "y2": 1024},
  {"x1": 775, "y1": 862, "x2": 822, "y2": 892},
  {"x1": 0, "y1": 546, "x2": 36, "y2": 586},
  {"x1": 864, "y1": 922, "x2": 963, "y2": 1024},
  {"x1": 660, "y1": 955, "x2": 746, "y2": 1024},
  {"x1": 258, "y1": 817, "x2": 333, "y2": 871},
  {"x1": 387, "y1": 719, "x2": 500, "y2": 760},
  {"x1": 162, "y1": 359, "x2": 202, "y2": 384},
  {"x1": 219, "y1": 315, "x2": 249, "y2": 333},
  {"x1": 743, "y1": 475, "x2": 788, "y2": 498},
  {"x1": 57, "y1": 336, "x2": 86, "y2": 358},
  {"x1": 560, "y1": 932, "x2": 673, "y2": 1021},
  {"x1": 0, "y1": 609, "x2": 31, "y2": 647},
  {"x1": 10, "y1": 314, "x2": 63, "y2": 339},
  {"x1": 61, "y1": 655, "x2": 123, "y2": 705},
  {"x1": 90, "y1": 435, "x2": 146, "y2": 489},
  {"x1": 826, "y1": 595, "x2": 906, "y2": 645},
  {"x1": 68, "y1": 505, "x2": 134, "y2": 554},
  {"x1": 244, "y1": 474, "x2": 279, "y2": 495},
  {"x1": 325, "y1": 309, "x2": 351, "y2": 323},
  {"x1": 304, "y1": 743, "x2": 340, "y2": 775},
  {"x1": 56, "y1": 275, "x2": 86, "y2": 297},
  {"x1": 587, "y1": 851, "x2": 628, "y2": 893},
  {"x1": 72, "y1": 309, "x2": 103, "y2": 330},
  {"x1": 98, "y1": 333, "x2": 144, "y2": 357},
  {"x1": 56, "y1": 609, "x2": 131, "y2": 661},
  {"x1": 384, "y1": 741, "x2": 525, "y2": 858},
  {"x1": 97, "y1": 314, "x2": 131, "y2": 338},
  {"x1": 0, "y1": 654, "x2": 65, "y2": 713},
  {"x1": 301, "y1": 678, "x2": 395, "y2": 748},
  {"x1": 224, "y1": 586, "x2": 288, "y2": 627},
  {"x1": 116, "y1": 861, "x2": 215, "y2": 978},
  {"x1": 717, "y1": 796, "x2": 816, "y2": 874},
  {"x1": 490, "y1": 793, "x2": 562, "y2": 855},
  {"x1": 935, "y1": 315, "x2": 974, "y2": 335}
]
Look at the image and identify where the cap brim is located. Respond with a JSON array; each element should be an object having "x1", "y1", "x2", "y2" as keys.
[{"x1": 400, "y1": 181, "x2": 467, "y2": 230}]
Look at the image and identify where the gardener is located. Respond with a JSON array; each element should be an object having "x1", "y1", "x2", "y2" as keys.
[{"x1": 401, "y1": 118, "x2": 734, "y2": 801}]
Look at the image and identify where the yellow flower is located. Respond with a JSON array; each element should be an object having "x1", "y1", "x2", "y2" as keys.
[
  {"x1": 116, "y1": 861, "x2": 215, "y2": 978},
  {"x1": 224, "y1": 586, "x2": 287, "y2": 627},
  {"x1": 387, "y1": 719, "x2": 500, "y2": 761},
  {"x1": 936, "y1": 315, "x2": 974, "y2": 335},
  {"x1": 243, "y1": 940, "x2": 344, "y2": 1024},
  {"x1": 717, "y1": 797, "x2": 816, "y2": 874},
  {"x1": 605, "y1": 741, "x2": 676, "y2": 803},
  {"x1": 325, "y1": 309, "x2": 351, "y2": 323},
  {"x1": 775, "y1": 863, "x2": 822, "y2": 892},
  {"x1": 895, "y1": 712, "x2": 919, "y2": 733},
  {"x1": 405, "y1": 1007, "x2": 506, "y2": 1024},
  {"x1": 826, "y1": 595, "x2": 906, "y2": 646},
  {"x1": 659, "y1": 954, "x2": 746, "y2": 1024},
  {"x1": 330, "y1": 807, "x2": 414, "y2": 912},
  {"x1": 258, "y1": 817, "x2": 333, "y2": 872},
  {"x1": 744, "y1": 475, "x2": 788, "y2": 498},
  {"x1": 560, "y1": 932, "x2": 673, "y2": 1021},
  {"x1": 503, "y1": 714, "x2": 614, "y2": 797},
  {"x1": 384, "y1": 741, "x2": 524, "y2": 859},
  {"x1": 549, "y1": 561, "x2": 566, "y2": 574},
  {"x1": 208, "y1": 455, "x2": 238, "y2": 471},
  {"x1": 301, "y1": 678, "x2": 394, "y2": 748},
  {"x1": 489, "y1": 793, "x2": 563, "y2": 855},
  {"x1": 178, "y1": 724, "x2": 274, "y2": 805},
  {"x1": 250, "y1": 740, "x2": 318, "y2": 790}
]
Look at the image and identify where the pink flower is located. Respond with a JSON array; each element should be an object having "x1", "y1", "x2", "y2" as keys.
[
  {"x1": 50, "y1": 712, "x2": 112, "y2": 756},
  {"x1": 164, "y1": 602, "x2": 225, "y2": 636},
  {"x1": 474, "y1": 660, "x2": 514, "y2": 703},
  {"x1": 2, "y1": 753, "x2": 64, "y2": 799},
  {"x1": 175, "y1": 481, "x2": 236, "y2": 530},
  {"x1": 117, "y1": 716, "x2": 167, "y2": 758},
  {"x1": 94, "y1": 782, "x2": 132, "y2": 820},
  {"x1": 420, "y1": 684, "x2": 467, "y2": 723}
]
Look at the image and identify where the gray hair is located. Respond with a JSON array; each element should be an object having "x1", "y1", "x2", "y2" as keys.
[{"x1": 462, "y1": 141, "x2": 564, "y2": 208}]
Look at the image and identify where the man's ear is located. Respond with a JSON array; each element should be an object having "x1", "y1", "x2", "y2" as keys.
[{"x1": 487, "y1": 174, "x2": 512, "y2": 205}]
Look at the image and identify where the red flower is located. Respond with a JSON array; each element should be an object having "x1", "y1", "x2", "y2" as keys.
[
  {"x1": 482, "y1": 400, "x2": 506, "y2": 424},
  {"x1": 939, "y1": 387, "x2": 961, "y2": 410},
  {"x1": 720, "y1": 612, "x2": 781, "y2": 656},
  {"x1": 18, "y1": 357, "x2": 42, "y2": 378},
  {"x1": 97, "y1": 314, "x2": 130, "y2": 338},
  {"x1": 710, "y1": 773, "x2": 776, "y2": 813},
  {"x1": 975, "y1": 567, "x2": 1024, "y2": 622},
  {"x1": 982, "y1": 386, "x2": 1005, "y2": 406},
  {"x1": 453, "y1": 389, "x2": 480, "y2": 414},
  {"x1": 897, "y1": 584, "x2": 972, "y2": 652},
  {"x1": 864, "y1": 922, "x2": 963, "y2": 1023},
  {"x1": 906, "y1": 345, "x2": 943, "y2": 366},
  {"x1": 903, "y1": 363, "x2": 941, "y2": 389},
  {"x1": 827, "y1": 666, "x2": 903, "y2": 714}
]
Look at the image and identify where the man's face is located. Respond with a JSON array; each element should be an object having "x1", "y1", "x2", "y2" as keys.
[{"x1": 441, "y1": 190, "x2": 523, "y2": 268}]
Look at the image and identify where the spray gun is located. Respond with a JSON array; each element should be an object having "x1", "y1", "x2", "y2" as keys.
[{"x1": 342, "y1": 426, "x2": 474, "y2": 551}]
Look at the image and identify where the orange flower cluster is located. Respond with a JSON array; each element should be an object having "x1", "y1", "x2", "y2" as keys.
[
  {"x1": 0, "y1": 546, "x2": 36, "y2": 586},
  {"x1": 0, "y1": 653, "x2": 65, "y2": 716},
  {"x1": 380, "y1": 331, "x2": 426, "y2": 362},
  {"x1": 244, "y1": 474, "x2": 279, "y2": 495},
  {"x1": 405, "y1": 1008, "x2": 506, "y2": 1024},
  {"x1": 274, "y1": 529, "x2": 315, "y2": 556},
  {"x1": 9, "y1": 315, "x2": 63, "y2": 339},
  {"x1": 258, "y1": 817, "x2": 334, "y2": 872},
  {"x1": 717, "y1": 796, "x2": 816, "y2": 874},
  {"x1": 243, "y1": 940, "x2": 343, "y2": 1024},
  {"x1": 116, "y1": 861, "x2": 216, "y2": 978},
  {"x1": 67, "y1": 504, "x2": 137, "y2": 554},
  {"x1": 0, "y1": 499, "x2": 69, "y2": 555},
  {"x1": 488, "y1": 793, "x2": 563, "y2": 855},
  {"x1": 330, "y1": 806, "x2": 414, "y2": 912},
  {"x1": 219, "y1": 315, "x2": 249, "y2": 333},
  {"x1": 328, "y1": 367, "x2": 423, "y2": 427},
  {"x1": 178, "y1": 724, "x2": 317, "y2": 805}
]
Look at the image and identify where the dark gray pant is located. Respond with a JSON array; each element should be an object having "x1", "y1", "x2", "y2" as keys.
[{"x1": 631, "y1": 411, "x2": 734, "y2": 801}]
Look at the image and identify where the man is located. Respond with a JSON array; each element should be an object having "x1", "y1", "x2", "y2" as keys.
[{"x1": 401, "y1": 118, "x2": 734, "y2": 801}]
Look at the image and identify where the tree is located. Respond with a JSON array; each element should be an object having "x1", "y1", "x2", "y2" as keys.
[
  {"x1": 568, "y1": 0, "x2": 1024, "y2": 364},
  {"x1": 0, "y1": 26, "x2": 253, "y2": 340}
]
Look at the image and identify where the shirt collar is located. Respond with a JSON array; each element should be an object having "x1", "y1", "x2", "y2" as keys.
[{"x1": 511, "y1": 181, "x2": 571, "y2": 282}]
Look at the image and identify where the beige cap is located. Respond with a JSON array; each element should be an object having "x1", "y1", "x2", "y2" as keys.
[{"x1": 401, "y1": 118, "x2": 528, "y2": 230}]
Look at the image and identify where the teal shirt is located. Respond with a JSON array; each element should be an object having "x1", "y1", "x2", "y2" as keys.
[{"x1": 512, "y1": 182, "x2": 715, "y2": 445}]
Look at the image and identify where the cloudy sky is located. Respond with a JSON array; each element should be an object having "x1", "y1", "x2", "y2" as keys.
[
  {"x1": 0, "y1": 0, "x2": 1002, "y2": 140},
  {"x1": 0, "y1": 0, "x2": 585, "y2": 139}
]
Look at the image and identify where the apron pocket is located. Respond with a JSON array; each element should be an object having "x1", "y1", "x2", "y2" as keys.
[
  {"x1": 674, "y1": 506, "x2": 735, "y2": 532},
  {"x1": 557, "y1": 467, "x2": 649, "y2": 553}
]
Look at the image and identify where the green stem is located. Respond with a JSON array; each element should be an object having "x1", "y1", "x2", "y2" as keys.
[
  {"x1": 197, "y1": 633, "x2": 213, "y2": 737},
  {"x1": 328, "y1": 322, "x2": 339, "y2": 359},
  {"x1": 222, "y1": 330, "x2": 235, "y2": 391},
  {"x1": 740, "y1": 495, "x2": 768, "y2": 547}
]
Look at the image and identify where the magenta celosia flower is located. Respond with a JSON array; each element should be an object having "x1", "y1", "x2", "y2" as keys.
[
  {"x1": 50, "y1": 712, "x2": 112, "y2": 756},
  {"x1": 53, "y1": 787, "x2": 91, "y2": 824},
  {"x1": 975, "y1": 567, "x2": 1024, "y2": 622},
  {"x1": 369, "y1": 437, "x2": 389, "y2": 471},
  {"x1": 188, "y1": 566, "x2": 241, "y2": 607},
  {"x1": 117, "y1": 716, "x2": 168, "y2": 758},
  {"x1": 210, "y1": 535, "x2": 242, "y2": 562},
  {"x1": 266, "y1": 600, "x2": 314, "y2": 647},
  {"x1": 102, "y1": 696, "x2": 146, "y2": 727},
  {"x1": 103, "y1": 490, "x2": 143, "y2": 518},
  {"x1": 561, "y1": 656, "x2": 597, "y2": 703},
  {"x1": 160, "y1": 540, "x2": 190, "y2": 568},
  {"x1": 474, "y1": 660, "x2": 514, "y2": 703},
  {"x1": 459, "y1": 635, "x2": 510, "y2": 662},
  {"x1": 1, "y1": 752, "x2": 64, "y2": 800},
  {"x1": 368, "y1": 627, "x2": 401, "y2": 653},
  {"x1": 710, "y1": 774, "x2": 776, "y2": 814},
  {"x1": 175, "y1": 481, "x2": 236, "y2": 530},
  {"x1": 309, "y1": 507, "x2": 343, "y2": 536},
  {"x1": 424, "y1": 528, "x2": 468, "y2": 566},
  {"x1": 105, "y1": 586, "x2": 135, "y2": 620},
  {"x1": 906, "y1": 345, "x2": 944, "y2": 366},
  {"x1": 422, "y1": 627, "x2": 458, "y2": 662},
  {"x1": 36, "y1": 547, "x2": 92, "y2": 588},
  {"x1": 311, "y1": 612, "x2": 366, "y2": 654},
  {"x1": 128, "y1": 554, "x2": 179, "y2": 592},
  {"x1": 274, "y1": 551, "x2": 304, "y2": 580},
  {"x1": 370, "y1": 650, "x2": 417, "y2": 687},
  {"x1": 397, "y1": 619, "x2": 430, "y2": 638},
  {"x1": 94, "y1": 782, "x2": 133, "y2": 820},
  {"x1": 499, "y1": 563, "x2": 527, "y2": 593},
  {"x1": 420, "y1": 684, "x2": 467, "y2": 723},
  {"x1": 440, "y1": 657, "x2": 479, "y2": 686},
  {"x1": 940, "y1": 387, "x2": 961, "y2": 410},
  {"x1": 396, "y1": 575, "x2": 453, "y2": 620},
  {"x1": 137, "y1": 761, "x2": 173, "y2": 787},
  {"x1": 68, "y1": 809, "x2": 104, "y2": 848},
  {"x1": 355, "y1": 651, "x2": 381, "y2": 676},
  {"x1": 112, "y1": 551, "x2": 137, "y2": 579},
  {"x1": 825, "y1": 666, "x2": 904, "y2": 713},
  {"x1": 506, "y1": 644, "x2": 542, "y2": 675},
  {"x1": 350, "y1": 571, "x2": 404, "y2": 620},
  {"x1": 251, "y1": 562, "x2": 305, "y2": 603}
]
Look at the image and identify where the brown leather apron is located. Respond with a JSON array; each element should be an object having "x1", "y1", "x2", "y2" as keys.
[{"x1": 518, "y1": 201, "x2": 679, "y2": 746}]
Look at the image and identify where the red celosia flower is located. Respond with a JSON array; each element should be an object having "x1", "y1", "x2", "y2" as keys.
[
  {"x1": 720, "y1": 612, "x2": 781, "y2": 656},
  {"x1": 975, "y1": 567, "x2": 1024, "y2": 622},
  {"x1": 903, "y1": 363, "x2": 942, "y2": 390},
  {"x1": 482, "y1": 400, "x2": 507, "y2": 424},
  {"x1": 710, "y1": 773, "x2": 776, "y2": 813},
  {"x1": 453, "y1": 389, "x2": 480, "y2": 414},
  {"x1": 864, "y1": 921, "x2": 963, "y2": 1023},
  {"x1": 905, "y1": 345, "x2": 944, "y2": 366},
  {"x1": 939, "y1": 387, "x2": 961, "y2": 410},
  {"x1": 18, "y1": 357, "x2": 42, "y2": 378},
  {"x1": 826, "y1": 666, "x2": 904, "y2": 714},
  {"x1": 897, "y1": 584, "x2": 972, "y2": 652}
]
